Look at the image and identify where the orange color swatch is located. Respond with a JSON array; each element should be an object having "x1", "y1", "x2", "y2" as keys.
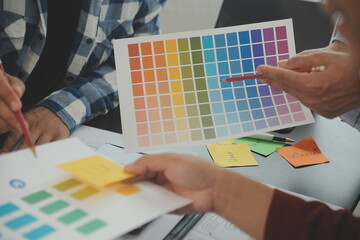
[{"x1": 276, "y1": 136, "x2": 330, "y2": 167}]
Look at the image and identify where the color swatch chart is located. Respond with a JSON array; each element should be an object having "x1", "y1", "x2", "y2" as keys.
[
  {"x1": 114, "y1": 19, "x2": 314, "y2": 153},
  {"x1": 0, "y1": 178, "x2": 143, "y2": 240}
]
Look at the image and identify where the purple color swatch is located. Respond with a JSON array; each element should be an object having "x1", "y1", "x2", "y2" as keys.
[
  {"x1": 265, "y1": 42, "x2": 276, "y2": 55},
  {"x1": 271, "y1": 87, "x2": 282, "y2": 95},
  {"x1": 294, "y1": 113, "x2": 306, "y2": 122},
  {"x1": 277, "y1": 105, "x2": 290, "y2": 115},
  {"x1": 276, "y1": 26, "x2": 287, "y2": 40},
  {"x1": 263, "y1": 28, "x2": 275, "y2": 41},
  {"x1": 277, "y1": 41, "x2": 289, "y2": 54},
  {"x1": 286, "y1": 94, "x2": 298, "y2": 103},
  {"x1": 261, "y1": 97, "x2": 273, "y2": 107},
  {"x1": 274, "y1": 95, "x2": 286, "y2": 105},
  {"x1": 267, "y1": 117, "x2": 280, "y2": 127},
  {"x1": 278, "y1": 54, "x2": 289, "y2": 61},
  {"x1": 266, "y1": 57, "x2": 277, "y2": 66},
  {"x1": 280, "y1": 115, "x2": 293, "y2": 124},
  {"x1": 290, "y1": 102, "x2": 302, "y2": 112},
  {"x1": 264, "y1": 107, "x2": 277, "y2": 117},
  {"x1": 258, "y1": 85, "x2": 270, "y2": 96}
]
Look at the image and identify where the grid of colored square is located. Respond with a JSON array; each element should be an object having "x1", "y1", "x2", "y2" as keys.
[
  {"x1": 117, "y1": 20, "x2": 313, "y2": 151},
  {"x1": 0, "y1": 177, "x2": 144, "y2": 239}
]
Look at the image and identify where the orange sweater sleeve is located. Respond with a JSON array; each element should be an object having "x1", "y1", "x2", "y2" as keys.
[{"x1": 265, "y1": 189, "x2": 360, "y2": 240}]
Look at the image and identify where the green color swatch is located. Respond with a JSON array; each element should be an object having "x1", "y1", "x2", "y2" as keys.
[
  {"x1": 185, "y1": 93, "x2": 196, "y2": 104},
  {"x1": 183, "y1": 80, "x2": 195, "y2": 92},
  {"x1": 199, "y1": 104, "x2": 211, "y2": 115},
  {"x1": 204, "y1": 128, "x2": 216, "y2": 139},
  {"x1": 191, "y1": 51, "x2": 203, "y2": 64},
  {"x1": 189, "y1": 118, "x2": 201, "y2": 128},
  {"x1": 178, "y1": 38, "x2": 189, "y2": 51},
  {"x1": 190, "y1": 37, "x2": 201, "y2": 50},
  {"x1": 22, "y1": 191, "x2": 52, "y2": 205},
  {"x1": 40, "y1": 200, "x2": 69, "y2": 215},
  {"x1": 191, "y1": 130, "x2": 203, "y2": 141},
  {"x1": 186, "y1": 106, "x2": 199, "y2": 117},
  {"x1": 201, "y1": 116, "x2": 214, "y2": 127},
  {"x1": 181, "y1": 66, "x2": 193, "y2": 79},
  {"x1": 77, "y1": 219, "x2": 107, "y2": 235},
  {"x1": 193, "y1": 65, "x2": 205, "y2": 77},
  {"x1": 179, "y1": 52, "x2": 191, "y2": 65},
  {"x1": 58, "y1": 209, "x2": 88, "y2": 225},
  {"x1": 197, "y1": 92, "x2": 209, "y2": 103},
  {"x1": 195, "y1": 78, "x2": 207, "y2": 90}
]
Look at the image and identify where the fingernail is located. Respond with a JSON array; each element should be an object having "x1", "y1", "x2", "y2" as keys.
[
  {"x1": 15, "y1": 86, "x2": 23, "y2": 96},
  {"x1": 10, "y1": 101, "x2": 20, "y2": 111}
]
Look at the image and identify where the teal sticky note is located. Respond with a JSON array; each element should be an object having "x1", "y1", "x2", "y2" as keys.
[{"x1": 232, "y1": 137, "x2": 286, "y2": 156}]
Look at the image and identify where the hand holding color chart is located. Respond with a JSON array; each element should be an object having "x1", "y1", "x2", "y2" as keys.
[{"x1": 114, "y1": 19, "x2": 314, "y2": 153}]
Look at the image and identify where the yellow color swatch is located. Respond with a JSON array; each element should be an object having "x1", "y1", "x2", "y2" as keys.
[
  {"x1": 169, "y1": 67, "x2": 180, "y2": 80},
  {"x1": 166, "y1": 39, "x2": 177, "y2": 53},
  {"x1": 58, "y1": 155, "x2": 134, "y2": 188},
  {"x1": 171, "y1": 81, "x2": 182, "y2": 93},
  {"x1": 116, "y1": 185, "x2": 142, "y2": 196},
  {"x1": 207, "y1": 144, "x2": 258, "y2": 168},
  {"x1": 167, "y1": 54, "x2": 179, "y2": 66},
  {"x1": 172, "y1": 94, "x2": 185, "y2": 105}
]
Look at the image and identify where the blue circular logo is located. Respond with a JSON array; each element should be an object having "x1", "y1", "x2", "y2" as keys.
[{"x1": 9, "y1": 179, "x2": 26, "y2": 189}]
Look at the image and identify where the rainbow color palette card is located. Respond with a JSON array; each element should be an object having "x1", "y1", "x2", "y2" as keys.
[
  {"x1": 0, "y1": 138, "x2": 190, "y2": 239},
  {"x1": 114, "y1": 19, "x2": 314, "y2": 153}
]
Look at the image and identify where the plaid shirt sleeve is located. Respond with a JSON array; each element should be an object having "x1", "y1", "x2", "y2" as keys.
[{"x1": 37, "y1": 0, "x2": 166, "y2": 133}]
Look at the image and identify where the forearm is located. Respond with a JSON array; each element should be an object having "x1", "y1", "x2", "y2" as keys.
[{"x1": 213, "y1": 169, "x2": 274, "y2": 240}]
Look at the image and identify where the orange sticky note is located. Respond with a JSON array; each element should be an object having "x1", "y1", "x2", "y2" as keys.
[
  {"x1": 276, "y1": 136, "x2": 330, "y2": 167},
  {"x1": 58, "y1": 155, "x2": 134, "y2": 187}
]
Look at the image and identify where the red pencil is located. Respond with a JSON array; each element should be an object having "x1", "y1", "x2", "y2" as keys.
[
  {"x1": 222, "y1": 66, "x2": 326, "y2": 82},
  {"x1": 0, "y1": 62, "x2": 37, "y2": 157}
]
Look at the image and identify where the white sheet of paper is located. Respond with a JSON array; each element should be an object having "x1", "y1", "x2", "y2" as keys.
[
  {"x1": 114, "y1": 19, "x2": 314, "y2": 153},
  {"x1": 0, "y1": 138, "x2": 191, "y2": 240}
]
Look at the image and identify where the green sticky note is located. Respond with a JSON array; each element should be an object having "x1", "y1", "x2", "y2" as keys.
[{"x1": 232, "y1": 137, "x2": 286, "y2": 156}]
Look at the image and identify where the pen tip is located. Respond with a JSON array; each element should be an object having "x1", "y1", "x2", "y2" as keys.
[
  {"x1": 286, "y1": 138, "x2": 295, "y2": 143},
  {"x1": 31, "y1": 147, "x2": 37, "y2": 158}
]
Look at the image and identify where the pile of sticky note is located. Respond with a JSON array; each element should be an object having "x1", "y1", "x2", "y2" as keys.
[
  {"x1": 207, "y1": 136, "x2": 330, "y2": 169},
  {"x1": 58, "y1": 155, "x2": 134, "y2": 188}
]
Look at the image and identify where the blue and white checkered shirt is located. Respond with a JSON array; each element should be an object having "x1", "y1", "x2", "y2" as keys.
[{"x1": 0, "y1": 0, "x2": 166, "y2": 133}]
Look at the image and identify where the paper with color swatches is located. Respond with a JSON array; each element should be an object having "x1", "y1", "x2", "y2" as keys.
[
  {"x1": 276, "y1": 136, "x2": 330, "y2": 167},
  {"x1": 0, "y1": 138, "x2": 191, "y2": 240},
  {"x1": 114, "y1": 19, "x2": 314, "y2": 153}
]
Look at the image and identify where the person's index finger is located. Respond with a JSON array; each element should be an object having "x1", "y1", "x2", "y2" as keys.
[
  {"x1": 284, "y1": 52, "x2": 330, "y2": 70},
  {"x1": 257, "y1": 65, "x2": 311, "y2": 89}
]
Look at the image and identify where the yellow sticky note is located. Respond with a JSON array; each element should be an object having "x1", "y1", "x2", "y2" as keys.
[
  {"x1": 58, "y1": 155, "x2": 134, "y2": 187},
  {"x1": 207, "y1": 144, "x2": 258, "y2": 167},
  {"x1": 207, "y1": 138, "x2": 237, "y2": 147}
]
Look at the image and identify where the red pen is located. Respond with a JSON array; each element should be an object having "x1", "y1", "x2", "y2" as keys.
[
  {"x1": 222, "y1": 66, "x2": 326, "y2": 82},
  {"x1": 0, "y1": 61, "x2": 37, "y2": 157}
]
